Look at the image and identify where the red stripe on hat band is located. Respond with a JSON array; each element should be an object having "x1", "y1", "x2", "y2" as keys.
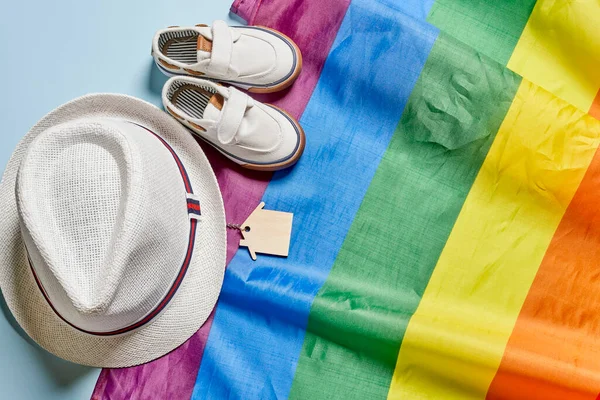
[
  {"x1": 27, "y1": 123, "x2": 198, "y2": 336},
  {"x1": 137, "y1": 123, "x2": 192, "y2": 193}
]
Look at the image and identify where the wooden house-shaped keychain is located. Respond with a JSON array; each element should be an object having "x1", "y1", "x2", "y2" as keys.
[{"x1": 239, "y1": 202, "x2": 293, "y2": 260}]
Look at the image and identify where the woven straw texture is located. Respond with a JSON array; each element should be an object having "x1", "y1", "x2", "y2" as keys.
[{"x1": 0, "y1": 94, "x2": 226, "y2": 368}]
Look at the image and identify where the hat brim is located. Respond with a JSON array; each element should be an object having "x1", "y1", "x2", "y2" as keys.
[{"x1": 0, "y1": 94, "x2": 226, "y2": 368}]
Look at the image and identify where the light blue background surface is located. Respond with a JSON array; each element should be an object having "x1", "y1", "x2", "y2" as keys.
[{"x1": 0, "y1": 1, "x2": 235, "y2": 399}]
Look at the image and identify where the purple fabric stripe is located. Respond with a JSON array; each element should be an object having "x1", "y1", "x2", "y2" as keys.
[
  {"x1": 230, "y1": 0, "x2": 260, "y2": 24},
  {"x1": 91, "y1": 0, "x2": 348, "y2": 398}
]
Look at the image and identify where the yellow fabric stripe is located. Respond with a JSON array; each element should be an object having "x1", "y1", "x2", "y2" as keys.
[
  {"x1": 387, "y1": 80, "x2": 600, "y2": 400},
  {"x1": 508, "y1": 0, "x2": 600, "y2": 113}
]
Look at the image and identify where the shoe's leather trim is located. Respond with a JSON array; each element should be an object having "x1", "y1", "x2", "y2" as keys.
[
  {"x1": 197, "y1": 35, "x2": 213, "y2": 52},
  {"x1": 158, "y1": 58, "x2": 180, "y2": 70},
  {"x1": 184, "y1": 68, "x2": 205, "y2": 76}
]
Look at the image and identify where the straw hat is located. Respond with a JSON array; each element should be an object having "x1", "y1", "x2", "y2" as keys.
[{"x1": 0, "y1": 94, "x2": 226, "y2": 367}]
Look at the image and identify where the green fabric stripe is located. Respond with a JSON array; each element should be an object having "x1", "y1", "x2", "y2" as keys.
[
  {"x1": 428, "y1": 0, "x2": 537, "y2": 65},
  {"x1": 288, "y1": 33, "x2": 521, "y2": 400}
]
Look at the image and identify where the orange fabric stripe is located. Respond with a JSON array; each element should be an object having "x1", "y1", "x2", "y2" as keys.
[
  {"x1": 591, "y1": 89, "x2": 600, "y2": 120},
  {"x1": 486, "y1": 143, "x2": 600, "y2": 400}
]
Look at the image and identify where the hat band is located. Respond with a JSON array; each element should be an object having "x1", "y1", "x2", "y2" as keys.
[{"x1": 27, "y1": 122, "x2": 200, "y2": 336}]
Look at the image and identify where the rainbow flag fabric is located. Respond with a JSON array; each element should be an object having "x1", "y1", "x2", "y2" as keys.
[{"x1": 92, "y1": 1, "x2": 600, "y2": 399}]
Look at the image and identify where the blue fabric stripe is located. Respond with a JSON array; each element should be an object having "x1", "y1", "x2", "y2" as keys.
[
  {"x1": 378, "y1": 0, "x2": 435, "y2": 21},
  {"x1": 192, "y1": 2, "x2": 438, "y2": 399}
]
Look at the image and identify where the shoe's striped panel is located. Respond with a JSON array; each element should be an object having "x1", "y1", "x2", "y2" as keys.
[
  {"x1": 168, "y1": 80, "x2": 216, "y2": 120},
  {"x1": 159, "y1": 30, "x2": 198, "y2": 64}
]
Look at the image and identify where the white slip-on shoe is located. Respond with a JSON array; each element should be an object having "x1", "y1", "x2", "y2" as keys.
[
  {"x1": 152, "y1": 20, "x2": 302, "y2": 93},
  {"x1": 162, "y1": 76, "x2": 305, "y2": 171}
]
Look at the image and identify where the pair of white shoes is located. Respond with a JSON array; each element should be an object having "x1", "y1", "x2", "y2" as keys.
[{"x1": 152, "y1": 20, "x2": 305, "y2": 171}]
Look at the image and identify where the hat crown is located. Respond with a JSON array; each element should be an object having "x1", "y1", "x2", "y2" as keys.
[{"x1": 16, "y1": 118, "x2": 191, "y2": 333}]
